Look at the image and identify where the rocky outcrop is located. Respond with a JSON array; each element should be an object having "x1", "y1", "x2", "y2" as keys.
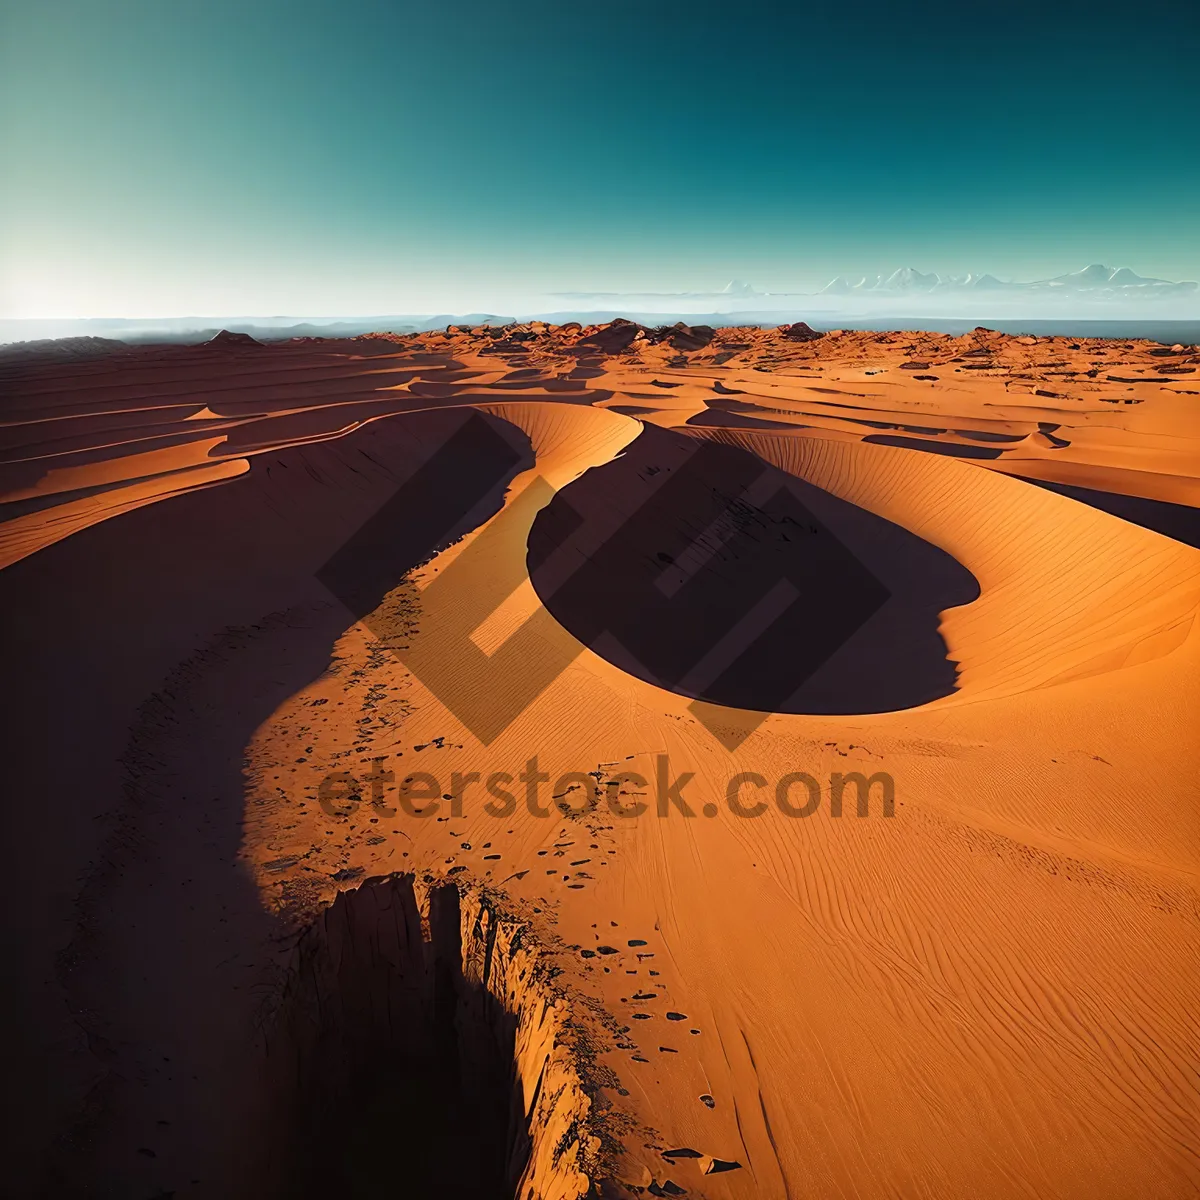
[
  {"x1": 0, "y1": 335, "x2": 130, "y2": 362},
  {"x1": 262, "y1": 874, "x2": 626, "y2": 1199},
  {"x1": 780, "y1": 320, "x2": 824, "y2": 341},
  {"x1": 577, "y1": 319, "x2": 642, "y2": 354},
  {"x1": 203, "y1": 328, "x2": 264, "y2": 348},
  {"x1": 653, "y1": 322, "x2": 715, "y2": 351}
]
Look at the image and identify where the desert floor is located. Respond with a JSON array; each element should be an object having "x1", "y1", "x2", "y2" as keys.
[{"x1": 2, "y1": 321, "x2": 1198, "y2": 1199}]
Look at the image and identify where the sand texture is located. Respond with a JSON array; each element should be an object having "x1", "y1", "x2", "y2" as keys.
[{"x1": 2, "y1": 321, "x2": 1198, "y2": 1198}]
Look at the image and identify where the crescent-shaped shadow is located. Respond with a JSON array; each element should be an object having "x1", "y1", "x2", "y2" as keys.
[{"x1": 528, "y1": 425, "x2": 980, "y2": 715}]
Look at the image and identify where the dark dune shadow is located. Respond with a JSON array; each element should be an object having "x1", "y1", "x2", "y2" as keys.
[
  {"x1": 316, "y1": 411, "x2": 530, "y2": 617},
  {"x1": 953, "y1": 427, "x2": 1028, "y2": 443},
  {"x1": 528, "y1": 426, "x2": 979, "y2": 714},
  {"x1": 1015, "y1": 475, "x2": 1200, "y2": 549},
  {"x1": 686, "y1": 408, "x2": 808, "y2": 431},
  {"x1": 862, "y1": 433, "x2": 1004, "y2": 459},
  {"x1": 0, "y1": 408, "x2": 533, "y2": 1197}
]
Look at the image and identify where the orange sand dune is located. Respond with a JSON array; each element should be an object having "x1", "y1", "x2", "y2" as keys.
[{"x1": 1, "y1": 323, "x2": 1198, "y2": 1199}]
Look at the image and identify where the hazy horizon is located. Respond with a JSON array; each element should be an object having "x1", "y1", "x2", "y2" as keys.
[{"x1": 4, "y1": 260, "x2": 1200, "y2": 333}]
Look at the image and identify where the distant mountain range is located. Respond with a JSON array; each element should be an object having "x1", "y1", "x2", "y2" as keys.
[
  {"x1": 554, "y1": 267, "x2": 1198, "y2": 304},
  {"x1": 4, "y1": 267, "x2": 1197, "y2": 350},
  {"x1": 820, "y1": 264, "x2": 1198, "y2": 296},
  {"x1": 546, "y1": 266, "x2": 1198, "y2": 315}
]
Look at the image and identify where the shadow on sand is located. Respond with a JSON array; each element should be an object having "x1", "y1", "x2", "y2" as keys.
[
  {"x1": 0, "y1": 408, "x2": 532, "y2": 1197},
  {"x1": 528, "y1": 426, "x2": 980, "y2": 715},
  {"x1": 1015, "y1": 475, "x2": 1200, "y2": 550}
]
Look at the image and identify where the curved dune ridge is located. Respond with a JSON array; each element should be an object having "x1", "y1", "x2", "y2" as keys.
[
  {"x1": 526, "y1": 422, "x2": 982, "y2": 716},
  {"x1": 1, "y1": 324, "x2": 1199, "y2": 1199},
  {"x1": 692, "y1": 428, "x2": 1200, "y2": 699}
]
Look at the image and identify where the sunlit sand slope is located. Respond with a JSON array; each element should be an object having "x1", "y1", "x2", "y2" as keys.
[{"x1": 1, "y1": 325, "x2": 1197, "y2": 1199}]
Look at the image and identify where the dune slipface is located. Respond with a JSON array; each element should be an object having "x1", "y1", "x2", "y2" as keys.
[{"x1": 1, "y1": 323, "x2": 1198, "y2": 1199}]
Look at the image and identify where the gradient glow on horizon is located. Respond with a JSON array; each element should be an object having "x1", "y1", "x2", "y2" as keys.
[{"x1": 2, "y1": 0, "x2": 1198, "y2": 318}]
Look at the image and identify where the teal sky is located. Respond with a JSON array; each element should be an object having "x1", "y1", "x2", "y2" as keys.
[{"x1": 2, "y1": 0, "x2": 1197, "y2": 317}]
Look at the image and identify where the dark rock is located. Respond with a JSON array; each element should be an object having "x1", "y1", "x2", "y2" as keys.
[
  {"x1": 704, "y1": 1157, "x2": 742, "y2": 1174},
  {"x1": 652, "y1": 322, "x2": 715, "y2": 351},
  {"x1": 202, "y1": 329, "x2": 263, "y2": 349},
  {"x1": 780, "y1": 321, "x2": 824, "y2": 342},
  {"x1": 577, "y1": 319, "x2": 642, "y2": 354}
]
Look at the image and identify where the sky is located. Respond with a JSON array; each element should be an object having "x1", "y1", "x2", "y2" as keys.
[{"x1": 1, "y1": 0, "x2": 1198, "y2": 318}]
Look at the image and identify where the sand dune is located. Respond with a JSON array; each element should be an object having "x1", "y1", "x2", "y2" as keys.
[{"x1": 1, "y1": 322, "x2": 1197, "y2": 1198}]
